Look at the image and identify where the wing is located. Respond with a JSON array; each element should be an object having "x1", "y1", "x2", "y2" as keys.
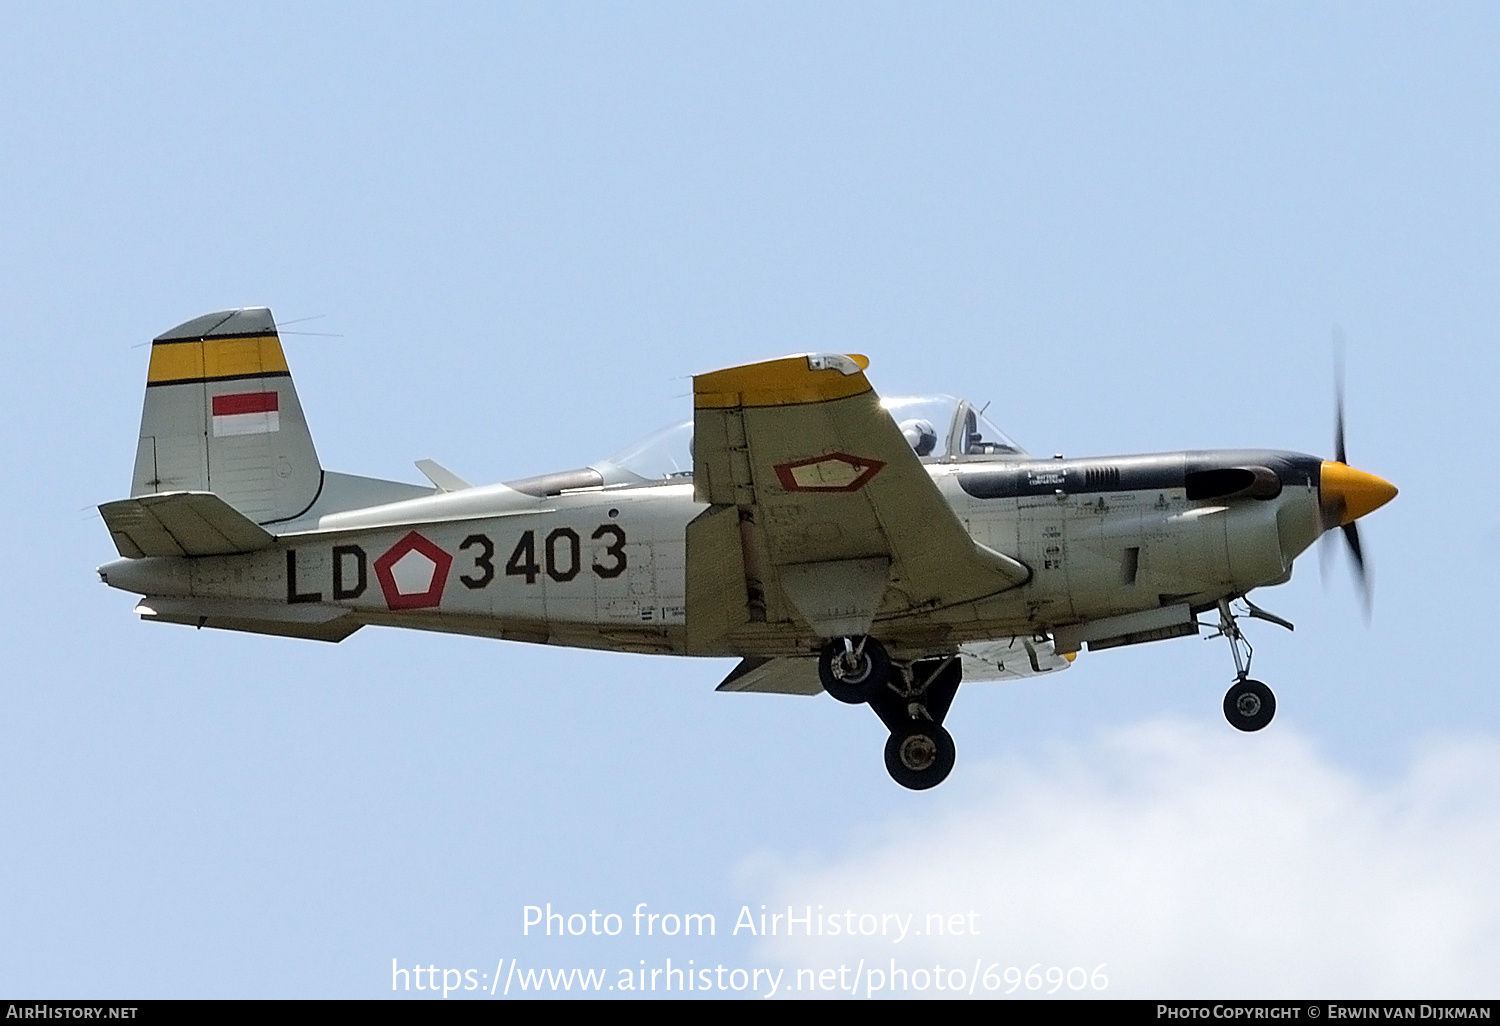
[{"x1": 686, "y1": 353, "x2": 1030, "y2": 655}]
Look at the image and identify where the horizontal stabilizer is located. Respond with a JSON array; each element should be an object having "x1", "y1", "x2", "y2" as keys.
[
  {"x1": 100, "y1": 491, "x2": 275, "y2": 558},
  {"x1": 715, "y1": 657, "x2": 823, "y2": 695}
]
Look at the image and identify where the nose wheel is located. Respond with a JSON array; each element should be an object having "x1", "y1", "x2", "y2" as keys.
[{"x1": 1223, "y1": 677, "x2": 1276, "y2": 731}]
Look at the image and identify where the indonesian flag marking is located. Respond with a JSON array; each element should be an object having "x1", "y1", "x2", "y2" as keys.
[{"x1": 211, "y1": 391, "x2": 280, "y2": 437}]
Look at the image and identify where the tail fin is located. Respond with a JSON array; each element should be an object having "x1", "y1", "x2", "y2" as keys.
[{"x1": 131, "y1": 308, "x2": 323, "y2": 524}]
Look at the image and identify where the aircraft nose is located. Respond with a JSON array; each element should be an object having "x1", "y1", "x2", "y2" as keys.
[{"x1": 1320, "y1": 461, "x2": 1398, "y2": 528}]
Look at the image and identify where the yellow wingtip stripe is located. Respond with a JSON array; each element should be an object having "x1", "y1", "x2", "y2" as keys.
[{"x1": 694, "y1": 353, "x2": 872, "y2": 409}]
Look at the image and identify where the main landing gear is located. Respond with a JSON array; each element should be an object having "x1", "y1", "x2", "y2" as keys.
[
  {"x1": 817, "y1": 635, "x2": 890, "y2": 705},
  {"x1": 819, "y1": 638, "x2": 961, "y2": 790},
  {"x1": 1211, "y1": 598, "x2": 1290, "y2": 732}
]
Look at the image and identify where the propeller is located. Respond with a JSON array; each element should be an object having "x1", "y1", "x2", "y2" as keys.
[{"x1": 1321, "y1": 327, "x2": 1386, "y2": 619}]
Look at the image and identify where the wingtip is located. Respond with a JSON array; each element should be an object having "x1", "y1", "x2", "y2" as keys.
[{"x1": 694, "y1": 353, "x2": 873, "y2": 409}]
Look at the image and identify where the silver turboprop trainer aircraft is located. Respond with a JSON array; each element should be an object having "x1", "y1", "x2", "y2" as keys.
[{"x1": 98, "y1": 308, "x2": 1398, "y2": 789}]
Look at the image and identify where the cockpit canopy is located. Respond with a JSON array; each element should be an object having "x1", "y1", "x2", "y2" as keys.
[
  {"x1": 591, "y1": 394, "x2": 1025, "y2": 485},
  {"x1": 879, "y1": 395, "x2": 1023, "y2": 459},
  {"x1": 593, "y1": 419, "x2": 696, "y2": 484}
]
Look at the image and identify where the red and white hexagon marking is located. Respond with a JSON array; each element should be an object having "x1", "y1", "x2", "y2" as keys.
[
  {"x1": 372, "y1": 531, "x2": 453, "y2": 610},
  {"x1": 773, "y1": 452, "x2": 885, "y2": 493}
]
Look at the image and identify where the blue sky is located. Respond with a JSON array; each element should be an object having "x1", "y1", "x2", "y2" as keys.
[{"x1": 2, "y1": 2, "x2": 1496, "y2": 998}]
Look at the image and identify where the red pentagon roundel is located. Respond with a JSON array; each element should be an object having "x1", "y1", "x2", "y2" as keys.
[
  {"x1": 773, "y1": 451, "x2": 885, "y2": 493},
  {"x1": 372, "y1": 531, "x2": 453, "y2": 610}
]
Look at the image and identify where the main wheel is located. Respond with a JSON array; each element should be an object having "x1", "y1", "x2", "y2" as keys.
[
  {"x1": 818, "y1": 636, "x2": 890, "y2": 704},
  {"x1": 1223, "y1": 678, "x2": 1276, "y2": 732},
  {"x1": 884, "y1": 719, "x2": 956, "y2": 790}
]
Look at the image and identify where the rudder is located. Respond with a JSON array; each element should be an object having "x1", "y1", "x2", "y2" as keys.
[{"x1": 131, "y1": 308, "x2": 323, "y2": 524}]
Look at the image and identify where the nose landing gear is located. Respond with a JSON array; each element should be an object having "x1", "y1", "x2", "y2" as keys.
[{"x1": 1211, "y1": 598, "x2": 1289, "y2": 732}]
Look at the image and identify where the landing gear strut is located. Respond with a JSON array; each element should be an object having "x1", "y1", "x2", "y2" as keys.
[
  {"x1": 1211, "y1": 598, "x2": 1281, "y2": 732},
  {"x1": 820, "y1": 639, "x2": 963, "y2": 790}
]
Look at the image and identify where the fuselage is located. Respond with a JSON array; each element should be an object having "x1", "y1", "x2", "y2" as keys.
[{"x1": 99, "y1": 446, "x2": 1327, "y2": 659}]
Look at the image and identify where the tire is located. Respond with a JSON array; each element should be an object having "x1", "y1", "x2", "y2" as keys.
[
  {"x1": 884, "y1": 719, "x2": 956, "y2": 790},
  {"x1": 818, "y1": 636, "x2": 890, "y2": 704},
  {"x1": 1223, "y1": 678, "x2": 1276, "y2": 732}
]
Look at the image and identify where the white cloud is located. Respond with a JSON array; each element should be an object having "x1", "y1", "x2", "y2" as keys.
[{"x1": 741, "y1": 721, "x2": 1500, "y2": 998}]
